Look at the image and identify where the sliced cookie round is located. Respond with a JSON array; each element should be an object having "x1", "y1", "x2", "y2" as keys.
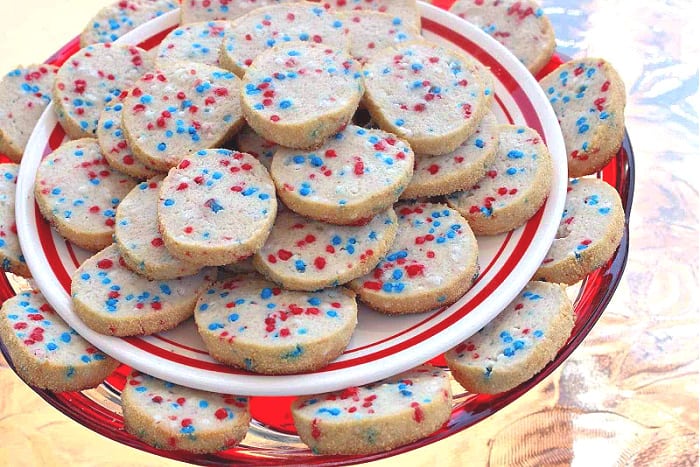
[
  {"x1": 318, "y1": 0, "x2": 421, "y2": 31},
  {"x1": 292, "y1": 365, "x2": 451, "y2": 455},
  {"x1": 271, "y1": 125, "x2": 414, "y2": 225},
  {"x1": 446, "y1": 125, "x2": 553, "y2": 236},
  {"x1": 155, "y1": 21, "x2": 233, "y2": 68},
  {"x1": 34, "y1": 139, "x2": 138, "y2": 251},
  {"x1": 71, "y1": 244, "x2": 215, "y2": 336},
  {"x1": 181, "y1": 0, "x2": 296, "y2": 24},
  {"x1": 539, "y1": 57, "x2": 626, "y2": 177},
  {"x1": 240, "y1": 42, "x2": 364, "y2": 150},
  {"x1": 0, "y1": 289, "x2": 119, "y2": 392},
  {"x1": 194, "y1": 275, "x2": 358, "y2": 374},
  {"x1": 338, "y1": 11, "x2": 421, "y2": 65},
  {"x1": 536, "y1": 178, "x2": 624, "y2": 285},
  {"x1": 0, "y1": 164, "x2": 30, "y2": 278},
  {"x1": 363, "y1": 40, "x2": 493, "y2": 155},
  {"x1": 234, "y1": 125, "x2": 278, "y2": 171},
  {"x1": 445, "y1": 281, "x2": 574, "y2": 394},
  {"x1": 53, "y1": 43, "x2": 153, "y2": 139},
  {"x1": 0, "y1": 64, "x2": 58, "y2": 162},
  {"x1": 158, "y1": 149, "x2": 277, "y2": 266},
  {"x1": 349, "y1": 202, "x2": 479, "y2": 314},
  {"x1": 123, "y1": 371, "x2": 250, "y2": 453}
]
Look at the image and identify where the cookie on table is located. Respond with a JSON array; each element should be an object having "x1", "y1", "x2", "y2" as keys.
[
  {"x1": 0, "y1": 164, "x2": 30, "y2": 278},
  {"x1": 349, "y1": 202, "x2": 479, "y2": 314},
  {"x1": 158, "y1": 149, "x2": 277, "y2": 267},
  {"x1": 34, "y1": 139, "x2": 138, "y2": 252},
  {"x1": 0, "y1": 64, "x2": 58, "y2": 162},
  {"x1": 181, "y1": 0, "x2": 295, "y2": 24},
  {"x1": 445, "y1": 281, "x2": 574, "y2": 394},
  {"x1": 240, "y1": 42, "x2": 364, "y2": 149},
  {"x1": 123, "y1": 371, "x2": 250, "y2": 453},
  {"x1": 234, "y1": 125, "x2": 277, "y2": 171},
  {"x1": 401, "y1": 111, "x2": 499, "y2": 199},
  {"x1": 292, "y1": 365, "x2": 451, "y2": 455},
  {"x1": 539, "y1": 57, "x2": 626, "y2": 177},
  {"x1": 363, "y1": 40, "x2": 493, "y2": 156},
  {"x1": 0, "y1": 289, "x2": 119, "y2": 392},
  {"x1": 80, "y1": 0, "x2": 178, "y2": 46},
  {"x1": 154, "y1": 21, "x2": 233, "y2": 68},
  {"x1": 220, "y1": 3, "x2": 350, "y2": 78},
  {"x1": 535, "y1": 178, "x2": 624, "y2": 285},
  {"x1": 270, "y1": 125, "x2": 414, "y2": 225},
  {"x1": 450, "y1": 0, "x2": 555, "y2": 75},
  {"x1": 194, "y1": 275, "x2": 358, "y2": 374},
  {"x1": 122, "y1": 64, "x2": 245, "y2": 172},
  {"x1": 338, "y1": 11, "x2": 421, "y2": 65},
  {"x1": 318, "y1": 0, "x2": 421, "y2": 31},
  {"x1": 53, "y1": 43, "x2": 152, "y2": 139},
  {"x1": 447, "y1": 125, "x2": 553, "y2": 236},
  {"x1": 71, "y1": 244, "x2": 215, "y2": 336}
]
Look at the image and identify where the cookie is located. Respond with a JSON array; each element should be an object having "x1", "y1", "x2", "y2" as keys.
[
  {"x1": 317, "y1": 0, "x2": 421, "y2": 31},
  {"x1": 53, "y1": 43, "x2": 153, "y2": 139},
  {"x1": 219, "y1": 3, "x2": 350, "y2": 78},
  {"x1": 157, "y1": 149, "x2": 277, "y2": 266},
  {"x1": 338, "y1": 11, "x2": 421, "y2": 65},
  {"x1": 0, "y1": 64, "x2": 58, "y2": 162},
  {"x1": 155, "y1": 21, "x2": 233, "y2": 68},
  {"x1": 80, "y1": 0, "x2": 179, "y2": 46},
  {"x1": 292, "y1": 365, "x2": 451, "y2": 455},
  {"x1": 539, "y1": 57, "x2": 626, "y2": 177},
  {"x1": 446, "y1": 124, "x2": 553, "y2": 236},
  {"x1": 71, "y1": 244, "x2": 215, "y2": 336},
  {"x1": 348, "y1": 202, "x2": 479, "y2": 314},
  {"x1": 122, "y1": 371, "x2": 250, "y2": 453},
  {"x1": 0, "y1": 164, "x2": 30, "y2": 278},
  {"x1": 535, "y1": 178, "x2": 624, "y2": 285},
  {"x1": 400, "y1": 110, "x2": 499, "y2": 199},
  {"x1": 363, "y1": 40, "x2": 493, "y2": 155},
  {"x1": 34, "y1": 139, "x2": 138, "y2": 252},
  {"x1": 450, "y1": 0, "x2": 555, "y2": 75},
  {"x1": 240, "y1": 42, "x2": 364, "y2": 149},
  {"x1": 122, "y1": 65, "x2": 245, "y2": 172},
  {"x1": 194, "y1": 275, "x2": 358, "y2": 374},
  {"x1": 445, "y1": 281, "x2": 574, "y2": 394},
  {"x1": 270, "y1": 125, "x2": 414, "y2": 225},
  {"x1": 181, "y1": 0, "x2": 295, "y2": 24},
  {"x1": 0, "y1": 289, "x2": 119, "y2": 392},
  {"x1": 234, "y1": 125, "x2": 277, "y2": 171}
]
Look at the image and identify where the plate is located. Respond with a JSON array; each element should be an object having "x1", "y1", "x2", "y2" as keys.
[{"x1": 14, "y1": 3, "x2": 567, "y2": 396}]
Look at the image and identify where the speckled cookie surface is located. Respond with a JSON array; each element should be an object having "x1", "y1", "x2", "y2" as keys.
[
  {"x1": 80, "y1": 0, "x2": 178, "y2": 46},
  {"x1": 292, "y1": 365, "x2": 451, "y2": 455},
  {"x1": 71, "y1": 244, "x2": 215, "y2": 336},
  {"x1": 447, "y1": 125, "x2": 553, "y2": 236},
  {"x1": 240, "y1": 42, "x2": 364, "y2": 149},
  {"x1": 234, "y1": 125, "x2": 277, "y2": 170},
  {"x1": 318, "y1": 0, "x2": 421, "y2": 31},
  {"x1": 349, "y1": 202, "x2": 479, "y2": 314},
  {"x1": 0, "y1": 290, "x2": 119, "y2": 392},
  {"x1": 122, "y1": 65, "x2": 245, "y2": 172},
  {"x1": 181, "y1": 0, "x2": 295, "y2": 24},
  {"x1": 0, "y1": 164, "x2": 29, "y2": 278},
  {"x1": 445, "y1": 281, "x2": 574, "y2": 394},
  {"x1": 155, "y1": 21, "x2": 233, "y2": 68},
  {"x1": 34, "y1": 139, "x2": 138, "y2": 251},
  {"x1": 123, "y1": 371, "x2": 250, "y2": 453},
  {"x1": 338, "y1": 11, "x2": 421, "y2": 65},
  {"x1": 271, "y1": 125, "x2": 413, "y2": 225},
  {"x1": 363, "y1": 41, "x2": 493, "y2": 155},
  {"x1": 539, "y1": 57, "x2": 626, "y2": 177},
  {"x1": 194, "y1": 275, "x2": 358, "y2": 374}
]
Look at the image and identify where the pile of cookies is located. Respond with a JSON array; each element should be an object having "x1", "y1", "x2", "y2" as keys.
[{"x1": 0, "y1": 0, "x2": 627, "y2": 457}]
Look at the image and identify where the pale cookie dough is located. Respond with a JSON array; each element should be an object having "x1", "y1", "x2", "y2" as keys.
[
  {"x1": 181, "y1": 0, "x2": 295, "y2": 24},
  {"x1": 317, "y1": 0, "x2": 421, "y2": 31},
  {"x1": 0, "y1": 164, "x2": 30, "y2": 278},
  {"x1": 155, "y1": 21, "x2": 233, "y2": 68},
  {"x1": 80, "y1": 0, "x2": 178, "y2": 46},
  {"x1": 234, "y1": 125, "x2": 278, "y2": 171},
  {"x1": 338, "y1": 11, "x2": 421, "y2": 65}
]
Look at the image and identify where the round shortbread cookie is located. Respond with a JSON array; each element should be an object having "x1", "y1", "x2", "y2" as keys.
[
  {"x1": 446, "y1": 125, "x2": 553, "y2": 236},
  {"x1": 450, "y1": 0, "x2": 555, "y2": 75},
  {"x1": 539, "y1": 57, "x2": 626, "y2": 177},
  {"x1": 53, "y1": 43, "x2": 153, "y2": 139},
  {"x1": 338, "y1": 11, "x2": 421, "y2": 65},
  {"x1": 194, "y1": 275, "x2": 358, "y2": 374},
  {"x1": 401, "y1": 111, "x2": 499, "y2": 199},
  {"x1": 158, "y1": 149, "x2": 277, "y2": 266},
  {"x1": 363, "y1": 40, "x2": 493, "y2": 156},
  {"x1": 71, "y1": 244, "x2": 216, "y2": 336},
  {"x1": 122, "y1": 64, "x2": 245, "y2": 172},
  {"x1": 34, "y1": 139, "x2": 138, "y2": 252},
  {"x1": 348, "y1": 202, "x2": 479, "y2": 314},
  {"x1": 252, "y1": 207, "x2": 398, "y2": 291},
  {"x1": 292, "y1": 365, "x2": 451, "y2": 455},
  {"x1": 536, "y1": 178, "x2": 624, "y2": 285},
  {"x1": 80, "y1": 0, "x2": 178, "y2": 46},
  {"x1": 181, "y1": 0, "x2": 295, "y2": 24},
  {"x1": 219, "y1": 3, "x2": 349, "y2": 78},
  {"x1": 234, "y1": 125, "x2": 278, "y2": 171},
  {"x1": 240, "y1": 42, "x2": 364, "y2": 149},
  {"x1": 155, "y1": 21, "x2": 233, "y2": 68},
  {"x1": 0, "y1": 164, "x2": 30, "y2": 278},
  {"x1": 116, "y1": 176, "x2": 203, "y2": 280},
  {"x1": 0, "y1": 64, "x2": 58, "y2": 162},
  {"x1": 271, "y1": 125, "x2": 414, "y2": 225},
  {"x1": 445, "y1": 281, "x2": 574, "y2": 394},
  {"x1": 318, "y1": 0, "x2": 421, "y2": 31},
  {"x1": 0, "y1": 289, "x2": 119, "y2": 392}
]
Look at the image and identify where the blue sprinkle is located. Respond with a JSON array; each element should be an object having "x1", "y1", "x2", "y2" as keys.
[
  {"x1": 261, "y1": 288, "x2": 273, "y2": 299},
  {"x1": 229, "y1": 313, "x2": 239, "y2": 322}
]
